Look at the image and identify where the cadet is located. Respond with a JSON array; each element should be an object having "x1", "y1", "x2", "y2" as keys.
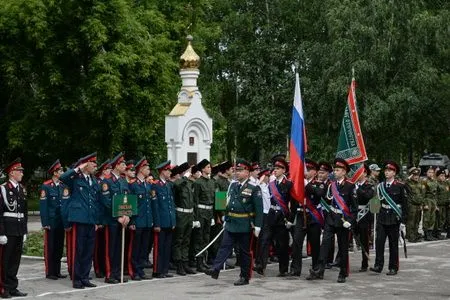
[
  {"x1": 259, "y1": 157, "x2": 292, "y2": 277},
  {"x1": 368, "y1": 164, "x2": 381, "y2": 186},
  {"x1": 205, "y1": 159, "x2": 263, "y2": 286},
  {"x1": 290, "y1": 159, "x2": 323, "y2": 277},
  {"x1": 254, "y1": 168, "x2": 271, "y2": 275},
  {"x1": 435, "y1": 169, "x2": 447, "y2": 239},
  {"x1": 60, "y1": 153, "x2": 100, "y2": 289},
  {"x1": 172, "y1": 162, "x2": 197, "y2": 276},
  {"x1": 405, "y1": 167, "x2": 424, "y2": 242},
  {"x1": 101, "y1": 152, "x2": 130, "y2": 284},
  {"x1": 193, "y1": 159, "x2": 215, "y2": 272},
  {"x1": 354, "y1": 164, "x2": 375, "y2": 272},
  {"x1": 93, "y1": 159, "x2": 111, "y2": 278},
  {"x1": 128, "y1": 157, "x2": 155, "y2": 280},
  {"x1": 0, "y1": 158, "x2": 28, "y2": 298},
  {"x1": 423, "y1": 167, "x2": 438, "y2": 241},
  {"x1": 40, "y1": 159, "x2": 67, "y2": 280},
  {"x1": 311, "y1": 158, "x2": 357, "y2": 283},
  {"x1": 125, "y1": 160, "x2": 136, "y2": 183},
  {"x1": 152, "y1": 160, "x2": 176, "y2": 278},
  {"x1": 370, "y1": 161, "x2": 408, "y2": 276}
]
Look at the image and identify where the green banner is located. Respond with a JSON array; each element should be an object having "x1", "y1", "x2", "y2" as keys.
[
  {"x1": 336, "y1": 79, "x2": 368, "y2": 183},
  {"x1": 215, "y1": 191, "x2": 227, "y2": 211},
  {"x1": 112, "y1": 194, "x2": 138, "y2": 217}
]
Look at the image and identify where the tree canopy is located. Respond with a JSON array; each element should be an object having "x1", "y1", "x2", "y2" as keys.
[{"x1": 0, "y1": 0, "x2": 448, "y2": 174}]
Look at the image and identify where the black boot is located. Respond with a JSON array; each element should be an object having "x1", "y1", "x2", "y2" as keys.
[
  {"x1": 196, "y1": 258, "x2": 208, "y2": 272},
  {"x1": 183, "y1": 262, "x2": 196, "y2": 274},
  {"x1": 176, "y1": 261, "x2": 186, "y2": 276}
]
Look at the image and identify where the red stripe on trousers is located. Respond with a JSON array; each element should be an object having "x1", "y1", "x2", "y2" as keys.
[
  {"x1": 153, "y1": 232, "x2": 159, "y2": 273},
  {"x1": 93, "y1": 230, "x2": 100, "y2": 274},
  {"x1": 44, "y1": 229, "x2": 49, "y2": 276},
  {"x1": 249, "y1": 233, "x2": 255, "y2": 279},
  {"x1": 104, "y1": 226, "x2": 111, "y2": 278},
  {"x1": 71, "y1": 224, "x2": 77, "y2": 283},
  {"x1": 127, "y1": 230, "x2": 135, "y2": 277}
]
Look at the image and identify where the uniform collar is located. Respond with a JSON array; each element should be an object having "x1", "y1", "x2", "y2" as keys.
[{"x1": 9, "y1": 179, "x2": 18, "y2": 189}]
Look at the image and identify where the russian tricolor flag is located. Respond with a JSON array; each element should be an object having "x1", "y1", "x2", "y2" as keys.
[{"x1": 289, "y1": 72, "x2": 307, "y2": 202}]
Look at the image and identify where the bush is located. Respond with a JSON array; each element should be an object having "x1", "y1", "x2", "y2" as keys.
[{"x1": 23, "y1": 231, "x2": 44, "y2": 257}]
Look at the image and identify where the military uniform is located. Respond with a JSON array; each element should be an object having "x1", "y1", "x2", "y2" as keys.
[
  {"x1": 0, "y1": 159, "x2": 28, "y2": 297},
  {"x1": 259, "y1": 158, "x2": 292, "y2": 276},
  {"x1": 313, "y1": 158, "x2": 357, "y2": 283},
  {"x1": 436, "y1": 170, "x2": 448, "y2": 239},
  {"x1": 193, "y1": 159, "x2": 216, "y2": 271},
  {"x1": 152, "y1": 162, "x2": 176, "y2": 278},
  {"x1": 172, "y1": 162, "x2": 196, "y2": 275},
  {"x1": 60, "y1": 153, "x2": 100, "y2": 289},
  {"x1": 128, "y1": 157, "x2": 155, "y2": 280},
  {"x1": 423, "y1": 177, "x2": 438, "y2": 240},
  {"x1": 354, "y1": 175, "x2": 375, "y2": 271},
  {"x1": 370, "y1": 161, "x2": 408, "y2": 275},
  {"x1": 99, "y1": 152, "x2": 130, "y2": 283},
  {"x1": 206, "y1": 159, "x2": 263, "y2": 286},
  {"x1": 405, "y1": 171, "x2": 424, "y2": 242},
  {"x1": 40, "y1": 167, "x2": 67, "y2": 279}
]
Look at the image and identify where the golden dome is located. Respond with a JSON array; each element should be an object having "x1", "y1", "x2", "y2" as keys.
[{"x1": 180, "y1": 35, "x2": 200, "y2": 69}]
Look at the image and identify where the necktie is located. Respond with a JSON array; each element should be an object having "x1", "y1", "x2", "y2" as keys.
[
  {"x1": 387, "y1": 183, "x2": 391, "y2": 188},
  {"x1": 86, "y1": 176, "x2": 92, "y2": 186}
]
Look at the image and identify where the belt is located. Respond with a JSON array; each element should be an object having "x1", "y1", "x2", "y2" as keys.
[
  {"x1": 270, "y1": 205, "x2": 282, "y2": 211},
  {"x1": 175, "y1": 207, "x2": 194, "y2": 213},
  {"x1": 296, "y1": 207, "x2": 310, "y2": 212},
  {"x1": 227, "y1": 212, "x2": 255, "y2": 218},
  {"x1": 381, "y1": 203, "x2": 401, "y2": 210},
  {"x1": 197, "y1": 204, "x2": 213, "y2": 210},
  {"x1": 3, "y1": 212, "x2": 24, "y2": 218},
  {"x1": 330, "y1": 207, "x2": 343, "y2": 214}
]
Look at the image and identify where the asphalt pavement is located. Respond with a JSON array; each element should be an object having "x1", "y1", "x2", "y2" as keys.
[{"x1": 16, "y1": 237, "x2": 450, "y2": 299}]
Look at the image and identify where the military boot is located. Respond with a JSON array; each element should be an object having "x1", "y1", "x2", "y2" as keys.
[
  {"x1": 176, "y1": 261, "x2": 186, "y2": 276},
  {"x1": 196, "y1": 258, "x2": 208, "y2": 272},
  {"x1": 183, "y1": 262, "x2": 196, "y2": 274}
]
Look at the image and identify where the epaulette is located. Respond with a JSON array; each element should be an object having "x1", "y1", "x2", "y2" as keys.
[{"x1": 43, "y1": 179, "x2": 53, "y2": 185}]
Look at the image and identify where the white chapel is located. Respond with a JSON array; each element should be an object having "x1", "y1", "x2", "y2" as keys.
[{"x1": 165, "y1": 36, "x2": 213, "y2": 166}]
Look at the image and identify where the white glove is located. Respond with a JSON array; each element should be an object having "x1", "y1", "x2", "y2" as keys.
[
  {"x1": 254, "y1": 227, "x2": 261, "y2": 238},
  {"x1": 400, "y1": 223, "x2": 406, "y2": 235},
  {"x1": 193, "y1": 221, "x2": 201, "y2": 228},
  {"x1": 343, "y1": 221, "x2": 351, "y2": 229},
  {"x1": 0, "y1": 236, "x2": 7, "y2": 245},
  {"x1": 211, "y1": 219, "x2": 215, "y2": 226},
  {"x1": 285, "y1": 221, "x2": 294, "y2": 229},
  {"x1": 23, "y1": 234, "x2": 27, "y2": 243}
]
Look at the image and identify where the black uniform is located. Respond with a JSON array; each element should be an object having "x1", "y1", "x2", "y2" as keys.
[
  {"x1": 372, "y1": 180, "x2": 408, "y2": 273},
  {"x1": 0, "y1": 181, "x2": 28, "y2": 294},
  {"x1": 355, "y1": 180, "x2": 375, "y2": 270},
  {"x1": 316, "y1": 180, "x2": 357, "y2": 279},
  {"x1": 259, "y1": 177, "x2": 292, "y2": 275},
  {"x1": 290, "y1": 179, "x2": 325, "y2": 275}
]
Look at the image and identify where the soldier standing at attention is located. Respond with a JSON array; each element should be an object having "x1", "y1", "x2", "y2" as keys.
[
  {"x1": 310, "y1": 158, "x2": 357, "y2": 283},
  {"x1": 40, "y1": 160, "x2": 67, "y2": 280},
  {"x1": 435, "y1": 169, "x2": 448, "y2": 239},
  {"x1": 93, "y1": 159, "x2": 111, "y2": 278},
  {"x1": 172, "y1": 162, "x2": 197, "y2": 276},
  {"x1": 152, "y1": 160, "x2": 176, "y2": 278},
  {"x1": 205, "y1": 159, "x2": 263, "y2": 286},
  {"x1": 101, "y1": 152, "x2": 130, "y2": 284},
  {"x1": 0, "y1": 158, "x2": 28, "y2": 298},
  {"x1": 354, "y1": 164, "x2": 375, "y2": 272},
  {"x1": 128, "y1": 157, "x2": 154, "y2": 280},
  {"x1": 193, "y1": 159, "x2": 215, "y2": 272},
  {"x1": 259, "y1": 157, "x2": 292, "y2": 277},
  {"x1": 370, "y1": 161, "x2": 408, "y2": 276},
  {"x1": 423, "y1": 167, "x2": 438, "y2": 241},
  {"x1": 405, "y1": 167, "x2": 424, "y2": 242},
  {"x1": 60, "y1": 153, "x2": 100, "y2": 289}
]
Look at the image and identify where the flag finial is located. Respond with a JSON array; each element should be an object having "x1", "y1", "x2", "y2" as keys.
[{"x1": 352, "y1": 67, "x2": 355, "y2": 80}]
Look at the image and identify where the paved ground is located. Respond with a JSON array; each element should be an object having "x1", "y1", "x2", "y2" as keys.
[{"x1": 16, "y1": 237, "x2": 450, "y2": 299}]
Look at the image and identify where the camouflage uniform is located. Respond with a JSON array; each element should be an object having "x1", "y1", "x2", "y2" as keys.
[
  {"x1": 405, "y1": 178, "x2": 424, "y2": 242},
  {"x1": 423, "y1": 178, "x2": 438, "y2": 241}
]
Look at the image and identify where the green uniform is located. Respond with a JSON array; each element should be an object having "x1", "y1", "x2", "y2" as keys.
[
  {"x1": 172, "y1": 176, "x2": 195, "y2": 270},
  {"x1": 423, "y1": 178, "x2": 438, "y2": 239},
  {"x1": 405, "y1": 178, "x2": 424, "y2": 242},
  {"x1": 445, "y1": 181, "x2": 450, "y2": 238},
  {"x1": 436, "y1": 180, "x2": 449, "y2": 236},
  {"x1": 193, "y1": 175, "x2": 216, "y2": 269}
]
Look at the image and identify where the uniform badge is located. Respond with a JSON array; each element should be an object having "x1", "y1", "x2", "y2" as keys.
[
  {"x1": 63, "y1": 189, "x2": 69, "y2": 197},
  {"x1": 102, "y1": 183, "x2": 108, "y2": 192},
  {"x1": 40, "y1": 190, "x2": 46, "y2": 199},
  {"x1": 320, "y1": 184, "x2": 324, "y2": 188}
]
